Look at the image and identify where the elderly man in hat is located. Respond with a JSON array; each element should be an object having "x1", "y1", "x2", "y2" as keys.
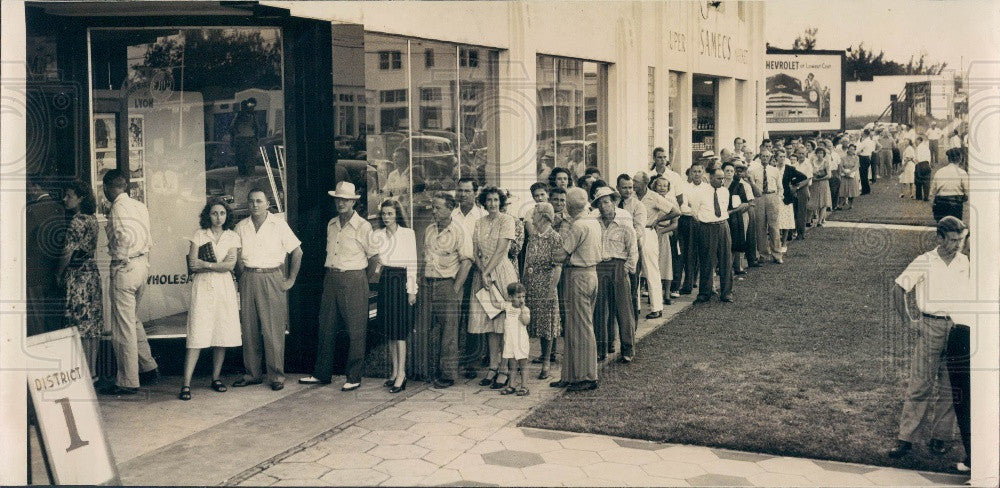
[
  {"x1": 300, "y1": 181, "x2": 379, "y2": 391},
  {"x1": 234, "y1": 187, "x2": 303, "y2": 391},
  {"x1": 550, "y1": 187, "x2": 602, "y2": 392},
  {"x1": 592, "y1": 185, "x2": 639, "y2": 363}
]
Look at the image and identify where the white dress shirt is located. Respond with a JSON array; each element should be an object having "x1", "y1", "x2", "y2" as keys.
[
  {"x1": 895, "y1": 249, "x2": 970, "y2": 317},
  {"x1": 858, "y1": 138, "x2": 877, "y2": 157},
  {"x1": 236, "y1": 213, "x2": 301, "y2": 268},
  {"x1": 374, "y1": 226, "x2": 418, "y2": 295},
  {"x1": 107, "y1": 192, "x2": 152, "y2": 263},
  {"x1": 325, "y1": 211, "x2": 378, "y2": 270},
  {"x1": 451, "y1": 204, "x2": 487, "y2": 249},
  {"x1": 916, "y1": 141, "x2": 932, "y2": 163},
  {"x1": 688, "y1": 184, "x2": 730, "y2": 223},
  {"x1": 930, "y1": 164, "x2": 970, "y2": 198},
  {"x1": 925, "y1": 127, "x2": 943, "y2": 141}
]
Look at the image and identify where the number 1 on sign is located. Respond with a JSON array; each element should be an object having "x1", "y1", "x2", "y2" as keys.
[{"x1": 54, "y1": 397, "x2": 90, "y2": 452}]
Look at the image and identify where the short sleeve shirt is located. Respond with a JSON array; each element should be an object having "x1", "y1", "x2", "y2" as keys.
[
  {"x1": 895, "y1": 249, "x2": 970, "y2": 317},
  {"x1": 326, "y1": 211, "x2": 378, "y2": 270},
  {"x1": 424, "y1": 220, "x2": 474, "y2": 279},
  {"x1": 235, "y1": 213, "x2": 301, "y2": 268}
]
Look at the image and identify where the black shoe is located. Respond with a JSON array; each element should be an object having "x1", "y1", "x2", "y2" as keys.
[
  {"x1": 178, "y1": 386, "x2": 191, "y2": 401},
  {"x1": 389, "y1": 379, "x2": 407, "y2": 394},
  {"x1": 927, "y1": 439, "x2": 952, "y2": 456},
  {"x1": 720, "y1": 295, "x2": 735, "y2": 303},
  {"x1": 597, "y1": 354, "x2": 607, "y2": 362},
  {"x1": 490, "y1": 372, "x2": 510, "y2": 390},
  {"x1": 887, "y1": 440, "x2": 912, "y2": 458},
  {"x1": 270, "y1": 381, "x2": 284, "y2": 391},
  {"x1": 567, "y1": 380, "x2": 598, "y2": 392},
  {"x1": 549, "y1": 380, "x2": 571, "y2": 388},
  {"x1": 463, "y1": 369, "x2": 478, "y2": 379},
  {"x1": 693, "y1": 296, "x2": 711, "y2": 303},
  {"x1": 479, "y1": 369, "x2": 498, "y2": 387},
  {"x1": 384, "y1": 378, "x2": 395, "y2": 387},
  {"x1": 645, "y1": 311, "x2": 662, "y2": 319},
  {"x1": 607, "y1": 346, "x2": 615, "y2": 354},
  {"x1": 748, "y1": 262, "x2": 762, "y2": 268},
  {"x1": 233, "y1": 377, "x2": 264, "y2": 387},
  {"x1": 663, "y1": 298, "x2": 673, "y2": 305},
  {"x1": 99, "y1": 385, "x2": 139, "y2": 396},
  {"x1": 679, "y1": 288, "x2": 692, "y2": 295},
  {"x1": 211, "y1": 380, "x2": 228, "y2": 392},
  {"x1": 531, "y1": 356, "x2": 545, "y2": 364},
  {"x1": 550, "y1": 353, "x2": 557, "y2": 363},
  {"x1": 139, "y1": 368, "x2": 160, "y2": 386},
  {"x1": 433, "y1": 378, "x2": 454, "y2": 389}
]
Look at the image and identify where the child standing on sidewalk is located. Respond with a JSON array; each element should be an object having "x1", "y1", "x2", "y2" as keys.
[{"x1": 501, "y1": 282, "x2": 531, "y2": 396}]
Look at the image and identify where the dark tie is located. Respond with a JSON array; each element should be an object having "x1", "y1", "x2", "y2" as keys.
[
  {"x1": 762, "y1": 165, "x2": 769, "y2": 193},
  {"x1": 714, "y1": 189, "x2": 722, "y2": 218},
  {"x1": 618, "y1": 198, "x2": 625, "y2": 209}
]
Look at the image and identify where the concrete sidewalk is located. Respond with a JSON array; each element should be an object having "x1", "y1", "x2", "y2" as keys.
[{"x1": 91, "y1": 289, "x2": 969, "y2": 487}]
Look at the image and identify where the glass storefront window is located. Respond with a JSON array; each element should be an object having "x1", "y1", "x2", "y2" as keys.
[
  {"x1": 692, "y1": 75, "x2": 717, "y2": 163},
  {"x1": 536, "y1": 55, "x2": 607, "y2": 184},
  {"x1": 89, "y1": 27, "x2": 285, "y2": 331}
]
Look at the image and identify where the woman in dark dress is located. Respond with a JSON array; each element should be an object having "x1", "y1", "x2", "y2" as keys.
[
  {"x1": 56, "y1": 181, "x2": 103, "y2": 381},
  {"x1": 722, "y1": 162, "x2": 751, "y2": 273},
  {"x1": 782, "y1": 157, "x2": 810, "y2": 241},
  {"x1": 374, "y1": 199, "x2": 418, "y2": 393}
]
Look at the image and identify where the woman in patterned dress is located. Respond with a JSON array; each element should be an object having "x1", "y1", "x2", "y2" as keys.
[
  {"x1": 57, "y1": 181, "x2": 103, "y2": 381},
  {"x1": 521, "y1": 202, "x2": 564, "y2": 380},
  {"x1": 468, "y1": 186, "x2": 520, "y2": 389}
]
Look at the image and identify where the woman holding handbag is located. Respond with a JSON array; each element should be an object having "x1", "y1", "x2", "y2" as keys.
[
  {"x1": 468, "y1": 186, "x2": 519, "y2": 389},
  {"x1": 179, "y1": 199, "x2": 242, "y2": 400}
]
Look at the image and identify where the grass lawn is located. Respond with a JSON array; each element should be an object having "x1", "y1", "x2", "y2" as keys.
[
  {"x1": 520, "y1": 226, "x2": 966, "y2": 473},
  {"x1": 827, "y1": 169, "x2": 938, "y2": 227}
]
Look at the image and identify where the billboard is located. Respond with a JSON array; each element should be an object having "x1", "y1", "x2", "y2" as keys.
[{"x1": 765, "y1": 51, "x2": 844, "y2": 132}]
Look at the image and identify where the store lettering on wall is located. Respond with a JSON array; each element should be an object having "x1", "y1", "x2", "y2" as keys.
[
  {"x1": 668, "y1": 30, "x2": 686, "y2": 52},
  {"x1": 148, "y1": 274, "x2": 191, "y2": 285},
  {"x1": 133, "y1": 98, "x2": 154, "y2": 108},
  {"x1": 699, "y1": 29, "x2": 750, "y2": 65}
]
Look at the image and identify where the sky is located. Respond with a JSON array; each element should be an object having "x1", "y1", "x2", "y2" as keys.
[{"x1": 765, "y1": 0, "x2": 1000, "y2": 75}]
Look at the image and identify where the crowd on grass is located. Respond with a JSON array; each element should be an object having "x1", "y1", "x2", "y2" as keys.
[{"x1": 24, "y1": 119, "x2": 973, "y2": 470}]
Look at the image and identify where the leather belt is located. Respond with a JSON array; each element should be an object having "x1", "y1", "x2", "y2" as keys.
[
  {"x1": 425, "y1": 276, "x2": 454, "y2": 281},
  {"x1": 244, "y1": 266, "x2": 282, "y2": 273},
  {"x1": 922, "y1": 312, "x2": 950, "y2": 321},
  {"x1": 565, "y1": 264, "x2": 596, "y2": 269},
  {"x1": 327, "y1": 267, "x2": 364, "y2": 273}
]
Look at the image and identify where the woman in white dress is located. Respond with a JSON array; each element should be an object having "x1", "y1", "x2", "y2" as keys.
[
  {"x1": 179, "y1": 199, "x2": 242, "y2": 401},
  {"x1": 899, "y1": 139, "x2": 916, "y2": 199},
  {"x1": 772, "y1": 153, "x2": 797, "y2": 247}
]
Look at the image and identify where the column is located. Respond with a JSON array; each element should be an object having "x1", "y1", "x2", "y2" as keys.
[
  {"x1": 716, "y1": 77, "x2": 736, "y2": 156},
  {"x1": 675, "y1": 72, "x2": 693, "y2": 174},
  {"x1": 1, "y1": 1, "x2": 28, "y2": 484},
  {"x1": 498, "y1": 1, "x2": 537, "y2": 209}
]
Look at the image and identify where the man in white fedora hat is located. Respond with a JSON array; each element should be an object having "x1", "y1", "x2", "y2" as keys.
[
  {"x1": 591, "y1": 186, "x2": 638, "y2": 363},
  {"x1": 300, "y1": 181, "x2": 379, "y2": 391}
]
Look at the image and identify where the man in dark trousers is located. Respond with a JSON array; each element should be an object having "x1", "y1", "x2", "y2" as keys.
[
  {"x1": 930, "y1": 149, "x2": 969, "y2": 221},
  {"x1": 692, "y1": 168, "x2": 740, "y2": 303},
  {"x1": 26, "y1": 177, "x2": 66, "y2": 336}
]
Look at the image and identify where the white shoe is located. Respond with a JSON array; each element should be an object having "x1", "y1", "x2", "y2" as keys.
[
  {"x1": 779, "y1": 246, "x2": 788, "y2": 253},
  {"x1": 669, "y1": 292, "x2": 680, "y2": 298},
  {"x1": 341, "y1": 382, "x2": 361, "y2": 391},
  {"x1": 298, "y1": 376, "x2": 325, "y2": 385}
]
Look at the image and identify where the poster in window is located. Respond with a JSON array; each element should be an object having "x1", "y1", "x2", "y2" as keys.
[
  {"x1": 128, "y1": 149, "x2": 144, "y2": 179},
  {"x1": 128, "y1": 115, "x2": 144, "y2": 149},
  {"x1": 91, "y1": 113, "x2": 119, "y2": 216}
]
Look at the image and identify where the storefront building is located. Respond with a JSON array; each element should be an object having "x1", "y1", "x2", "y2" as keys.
[{"x1": 18, "y1": 0, "x2": 765, "y2": 371}]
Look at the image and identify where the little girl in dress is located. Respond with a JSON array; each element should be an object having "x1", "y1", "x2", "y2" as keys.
[{"x1": 500, "y1": 282, "x2": 531, "y2": 396}]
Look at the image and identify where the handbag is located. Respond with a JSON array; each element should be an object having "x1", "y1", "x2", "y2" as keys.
[
  {"x1": 475, "y1": 281, "x2": 506, "y2": 319},
  {"x1": 197, "y1": 242, "x2": 218, "y2": 263}
]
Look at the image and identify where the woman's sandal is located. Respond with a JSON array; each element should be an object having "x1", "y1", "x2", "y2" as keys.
[
  {"x1": 479, "y1": 369, "x2": 498, "y2": 387},
  {"x1": 178, "y1": 386, "x2": 191, "y2": 401},
  {"x1": 499, "y1": 386, "x2": 517, "y2": 395},
  {"x1": 211, "y1": 380, "x2": 228, "y2": 393},
  {"x1": 516, "y1": 387, "x2": 530, "y2": 396}
]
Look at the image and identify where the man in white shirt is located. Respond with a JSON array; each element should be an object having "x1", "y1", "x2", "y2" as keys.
[
  {"x1": 930, "y1": 149, "x2": 970, "y2": 221},
  {"x1": 677, "y1": 164, "x2": 706, "y2": 294},
  {"x1": 99, "y1": 169, "x2": 158, "y2": 395},
  {"x1": 857, "y1": 130, "x2": 877, "y2": 195},
  {"x1": 300, "y1": 181, "x2": 377, "y2": 391},
  {"x1": 691, "y1": 168, "x2": 738, "y2": 303},
  {"x1": 235, "y1": 188, "x2": 302, "y2": 390},
  {"x1": 452, "y1": 177, "x2": 488, "y2": 378},
  {"x1": 747, "y1": 151, "x2": 784, "y2": 263},
  {"x1": 888, "y1": 216, "x2": 966, "y2": 460},
  {"x1": 635, "y1": 172, "x2": 680, "y2": 316},
  {"x1": 914, "y1": 136, "x2": 933, "y2": 201},
  {"x1": 925, "y1": 122, "x2": 943, "y2": 165}
]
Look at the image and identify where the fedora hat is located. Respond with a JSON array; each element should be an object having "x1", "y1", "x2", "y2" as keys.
[
  {"x1": 328, "y1": 181, "x2": 361, "y2": 200},
  {"x1": 590, "y1": 186, "x2": 619, "y2": 208}
]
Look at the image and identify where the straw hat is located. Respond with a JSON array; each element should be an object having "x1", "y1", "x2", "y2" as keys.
[{"x1": 328, "y1": 181, "x2": 361, "y2": 200}]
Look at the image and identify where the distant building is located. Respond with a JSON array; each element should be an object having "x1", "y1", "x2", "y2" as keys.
[{"x1": 846, "y1": 74, "x2": 954, "y2": 122}]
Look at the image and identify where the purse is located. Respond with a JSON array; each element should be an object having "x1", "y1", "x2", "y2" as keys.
[
  {"x1": 197, "y1": 242, "x2": 218, "y2": 263},
  {"x1": 475, "y1": 281, "x2": 506, "y2": 319}
]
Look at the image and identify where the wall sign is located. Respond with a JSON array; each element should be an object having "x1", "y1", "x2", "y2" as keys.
[
  {"x1": 26, "y1": 327, "x2": 119, "y2": 485},
  {"x1": 765, "y1": 51, "x2": 845, "y2": 132}
]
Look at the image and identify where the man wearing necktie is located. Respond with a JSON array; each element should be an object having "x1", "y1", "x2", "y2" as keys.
[
  {"x1": 693, "y1": 168, "x2": 740, "y2": 303},
  {"x1": 749, "y1": 152, "x2": 784, "y2": 264}
]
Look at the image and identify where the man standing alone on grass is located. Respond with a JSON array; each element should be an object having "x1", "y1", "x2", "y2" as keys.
[
  {"x1": 926, "y1": 122, "x2": 943, "y2": 166},
  {"x1": 929, "y1": 148, "x2": 969, "y2": 222},
  {"x1": 550, "y1": 187, "x2": 601, "y2": 392},
  {"x1": 887, "y1": 216, "x2": 965, "y2": 459}
]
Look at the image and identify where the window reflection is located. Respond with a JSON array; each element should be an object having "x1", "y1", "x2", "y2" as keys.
[{"x1": 536, "y1": 55, "x2": 606, "y2": 183}]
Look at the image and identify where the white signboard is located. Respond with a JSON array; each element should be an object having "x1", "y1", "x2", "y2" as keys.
[
  {"x1": 26, "y1": 328, "x2": 119, "y2": 485},
  {"x1": 765, "y1": 52, "x2": 843, "y2": 132}
]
